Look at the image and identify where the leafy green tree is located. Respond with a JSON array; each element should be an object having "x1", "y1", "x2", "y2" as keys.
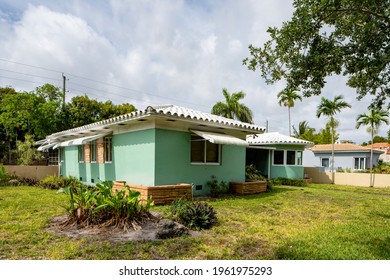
[
  {"x1": 244, "y1": 0, "x2": 390, "y2": 109},
  {"x1": 16, "y1": 134, "x2": 42, "y2": 165},
  {"x1": 356, "y1": 107, "x2": 389, "y2": 187},
  {"x1": 277, "y1": 88, "x2": 302, "y2": 136},
  {"x1": 211, "y1": 88, "x2": 254, "y2": 123},
  {"x1": 316, "y1": 95, "x2": 351, "y2": 182}
]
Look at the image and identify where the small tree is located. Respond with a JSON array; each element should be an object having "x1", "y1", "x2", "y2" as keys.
[
  {"x1": 356, "y1": 107, "x2": 389, "y2": 187},
  {"x1": 277, "y1": 88, "x2": 302, "y2": 136},
  {"x1": 16, "y1": 134, "x2": 42, "y2": 165},
  {"x1": 316, "y1": 95, "x2": 351, "y2": 183}
]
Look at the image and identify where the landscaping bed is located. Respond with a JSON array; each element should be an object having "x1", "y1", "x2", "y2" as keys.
[{"x1": 229, "y1": 181, "x2": 267, "y2": 195}]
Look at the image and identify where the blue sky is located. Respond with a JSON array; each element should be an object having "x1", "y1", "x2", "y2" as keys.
[{"x1": 0, "y1": 0, "x2": 387, "y2": 144}]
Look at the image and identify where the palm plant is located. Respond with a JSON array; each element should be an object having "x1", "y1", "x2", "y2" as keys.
[
  {"x1": 211, "y1": 88, "x2": 254, "y2": 123},
  {"x1": 316, "y1": 95, "x2": 351, "y2": 183},
  {"x1": 277, "y1": 88, "x2": 302, "y2": 136},
  {"x1": 356, "y1": 107, "x2": 389, "y2": 187}
]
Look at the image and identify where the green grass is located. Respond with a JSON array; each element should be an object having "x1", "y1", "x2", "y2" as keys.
[{"x1": 1, "y1": 184, "x2": 390, "y2": 259}]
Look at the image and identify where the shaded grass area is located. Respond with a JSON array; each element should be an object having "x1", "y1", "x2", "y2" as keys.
[{"x1": 1, "y1": 184, "x2": 390, "y2": 259}]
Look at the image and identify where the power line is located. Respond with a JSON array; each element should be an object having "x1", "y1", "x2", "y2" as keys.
[{"x1": 0, "y1": 57, "x2": 211, "y2": 110}]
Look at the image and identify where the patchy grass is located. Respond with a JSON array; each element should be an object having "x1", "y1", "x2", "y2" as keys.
[{"x1": 1, "y1": 184, "x2": 390, "y2": 259}]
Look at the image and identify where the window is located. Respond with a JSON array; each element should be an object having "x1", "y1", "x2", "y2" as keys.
[
  {"x1": 190, "y1": 135, "x2": 220, "y2": 164},
  {"x1": 90, "y1": 141, "x2": 97, "y2": 162},
  {"x1": 296, "y1": 151, "x2": 303, "y2": 165},
  {"x1": 286, "y1": 151, "x2": 296, "y2": 165},
  {"x1": 78, "y1": 145, "x2": 84, "y2": 162},
  {"x1": 321, "y1": 158, "x2": 330, "y2": 168},
  {"x1": 48, "y1": 149, "x2": 59, "y2": 166},
  {"x1": 354, "y1": 157, "x2": 365, "y2": 170},
  {"x1": 104, "y1": 137, "x2": 113, "y2": 162},
  {"x1": 273, "y1": 150, "x2": 284, "y2": 165}
]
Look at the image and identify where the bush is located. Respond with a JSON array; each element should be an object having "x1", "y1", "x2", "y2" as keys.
[
  {"x1": 246, "y1": 164, "x2": 266, "y2": 181},
  {"x1": 58, "y1": 180, "x2": 154, "y2": 231},
  {"x1": 269, "y1": 177, "x2": 308, "y2": 187},
  {"x1": 0, "y1": 164, "x2": 9, "y2": 185},
  {"x1": 168, "y1": 199, "x2": 217, "y2": 230},
  {"x1": 36, "y1": 176, "x2": 80, "y2": 190},
  {"x1": 207, "y1": 175, "x2": 229, "y2": 197}
]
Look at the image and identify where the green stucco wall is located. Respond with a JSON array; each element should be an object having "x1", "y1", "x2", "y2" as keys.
[
  {"x1": 154, "y1": 129, "x2": 246, "y2": 196},
  {"x1": 113, "y1": 129, "x2": 155, "y2": 186},
  {"x1": 60, "y1": 128, "x2": 246, "y2": 194}
]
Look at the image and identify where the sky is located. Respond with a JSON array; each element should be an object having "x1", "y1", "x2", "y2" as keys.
[{"x1": 0, "y1": 0, "x2": 388, "y2": 144}]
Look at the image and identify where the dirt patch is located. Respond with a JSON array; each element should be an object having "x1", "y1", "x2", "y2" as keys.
[{"x1": 47, "y1": 213, "x2": 201, "y2": 242}]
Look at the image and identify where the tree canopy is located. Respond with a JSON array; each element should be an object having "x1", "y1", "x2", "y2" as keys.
[
  {"x1": 0, "y1": 84, "x2": 136, "y2": 164},
  {"x1": 244, "y1": 0, "x2": 390, "y2": 109}
]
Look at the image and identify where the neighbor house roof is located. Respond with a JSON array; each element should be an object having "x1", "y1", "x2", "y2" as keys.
[
  {"x1": 310, "y1": 143, "x2": 383, "y2": 153},
  {"x1": 370, "y1": 142, "x2": 390, "y2": 154},
  {"x1": 39, "y1": 104, "x2": 266, "y2": 147},
  {"x1": 247, "y1": 132, "x2": 314, "y2": 146}
]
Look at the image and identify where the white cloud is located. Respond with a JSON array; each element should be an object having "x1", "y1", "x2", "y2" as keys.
[{"x1": 0, "y1": 0, "x2": 388, "y2": 144}]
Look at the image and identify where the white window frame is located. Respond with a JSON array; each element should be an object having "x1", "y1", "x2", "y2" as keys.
[
  {"x1": 90, "y1": 140, "x2": 97, "y2": 163},
  {"x1": 273, "y1": 150, "x2": 302, "y2": 166},
  {"x1": 190, "y1": 135, "x2": 221, "y2": 165},
  {"x1": 78, "y1": 145, "x2": 84, "y2": 163},
  {"x1": 321, "y1": 157, "x2": 330, "y2": 168},
  {"x1": 104, "y1": 136, "x2": 113, "y2": 163},
  {"x1": 354, "y1": 157, "x2": 365, "y2": 170}
]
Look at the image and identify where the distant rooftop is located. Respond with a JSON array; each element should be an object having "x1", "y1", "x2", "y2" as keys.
[{"x1": 310, "y1": 143, "x2": 384, "y2": 153}]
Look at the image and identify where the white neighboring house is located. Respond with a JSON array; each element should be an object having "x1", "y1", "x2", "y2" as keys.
[{"x1": 303, "y1": 143, "x2": 384, "y2": 172}]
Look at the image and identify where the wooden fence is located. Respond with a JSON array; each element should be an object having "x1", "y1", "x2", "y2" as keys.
[{"x1": 304, "y1": 167, "x2": 390, "y2": 188}]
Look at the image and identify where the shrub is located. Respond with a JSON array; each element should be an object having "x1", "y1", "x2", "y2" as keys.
[
  {"x1": 0, "y1": 164, "x2": 9, "y2": 185},
  {"x1": 245, "y1": 164, "x2": 266, "y2": 181},
  {"x1": 269, "y1": 177, "x2": 308, "y2": 187},
  {"x1": 168, "y1": 199, "x2": 217, "y2": 230},
  {"x1": 36, "y1": 176, "x2": 80, "y2": 190},
  {"x1": 58, "y1": 180, "x2": 154, "y2": 231},
  {"x1": 207, "y1": 175, "x2": 229, "y2": 197}
]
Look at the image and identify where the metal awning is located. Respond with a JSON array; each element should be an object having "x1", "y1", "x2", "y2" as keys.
[
  {"x1": 37, "y1": 143, "x2": 57, "y2": 152},
  {"x1": 191, "y1": 130, "x2": 248, "y2": 146},
  {"x1": 52, "y1": 132, "x2": 112, "y2": 149}
]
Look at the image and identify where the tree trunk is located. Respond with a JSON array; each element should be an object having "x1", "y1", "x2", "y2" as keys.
[
  {"x1": 369, "y1": 129, "x2": 374, "y2": 187},
  {"x1": 288, "y1": 106, "x2": 291, "y2": 136},
  {"x1": 331, "y1": 120, "x2": 335, "y2": 184}
]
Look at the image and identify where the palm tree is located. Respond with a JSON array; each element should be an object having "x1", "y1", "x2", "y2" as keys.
[
  {"x1": 316, "y1": 95, "x2": 351, "y2": 183},
  {"x1": 277, "y1": 88, "x2": 302, "y2": 136},
  {"x1": 211, "y1": 88, "x2": 254, "y2": 123},
  {"x1": 356, "y1": 107, "x2": 389, "y2": 187}
]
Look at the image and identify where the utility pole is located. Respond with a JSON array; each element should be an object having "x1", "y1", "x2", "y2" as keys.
[
  {"x1": 266, "y1": 120, "x2": 269, "y2": 133},
  {"x1": 62, "y1": 73, "x2": 66, "y2": 108}
]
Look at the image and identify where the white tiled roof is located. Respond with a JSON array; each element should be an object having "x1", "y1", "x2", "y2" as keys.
[
  {"x1": 45, "y1": 104, "x2": 265, "y2": 143},
  {"x1": 247, "y1": 132, "x2": 314, "y2": 146}
]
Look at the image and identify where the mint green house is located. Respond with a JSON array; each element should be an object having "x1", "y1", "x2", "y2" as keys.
[
  {"x1": 246, "y1": 132, "x2": 313, "y2": 179},
  {"x1": 38, "y1": 105, "x2": 265, "y2": 196}
]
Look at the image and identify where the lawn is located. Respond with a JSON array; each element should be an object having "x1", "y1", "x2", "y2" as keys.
[{"x1": 0, "y1": 184, "x2": 390, "y2": 260}]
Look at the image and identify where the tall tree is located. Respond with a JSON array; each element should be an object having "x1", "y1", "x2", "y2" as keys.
[
  {"x1": 356, "y1": 107, "x2": 389, "y2": 187},
  {"x1": 244, "y1": 0, "x2": 390, "y2": 109},
  {"x1": 277, "y1": 88, "x2": 302, "y2": 136},
  {"x1": 211, "y1": 88, "x2": 254, "y2": 123},
  {"x1": 316, "y1": 95, "x2": 351, "y2": 183}
]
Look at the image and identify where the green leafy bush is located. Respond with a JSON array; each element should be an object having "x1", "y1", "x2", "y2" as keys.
[
  {"x1": 0, "y1": 164, "x2": 9, "y2": 185},
  {"x1": 269, "y1": 177, "x2": 308, "y2": 187},
  {"x1": 59, "y1": 180, "x2": 154, "y2": 230},
  {"x1": 207, "y1": 175, "x2": 229, "y2": 197},
  {"x1": 168, "y1": 199, "x2": 217, "y2": 230},
  {"x1": 36, "y1": 176, "x2": 80, "y2": 190},
  {"x1": 245, "y1": 164, "x2": 266, "y2": 181}
]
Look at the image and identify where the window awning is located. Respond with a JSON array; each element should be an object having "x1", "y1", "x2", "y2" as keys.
[
  {"x1": 191, "y1": 130, "x2": 248, "y2": 146},
  {"x1": 37, "y1": 143, "x2": 57, "y2": 152},
  {"x1": 52, "y1": 132, "x2": 111, "y2": 149}
]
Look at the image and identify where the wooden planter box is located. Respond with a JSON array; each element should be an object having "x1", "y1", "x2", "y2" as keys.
[
  {"x1": 113, "y1": 181, "x2": 192, "y2": 205},
  {"x1": 229, "y1": 181, "x2": 267, "y2": 195}
]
